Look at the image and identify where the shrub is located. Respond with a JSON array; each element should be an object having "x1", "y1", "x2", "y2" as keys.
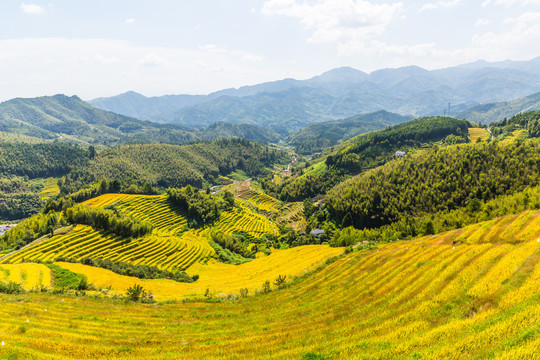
[
  {"x1": 126, "y1": 284, "x2": 145, "y2": 301},
  {"x1": 274, "y1": 275, "x2": 287, "y2": 288},
  {"x1": 0, "y1": 281, "x2": 24, "y2": 294},
  {"x1": 262, "y1": 280, "x2": 271, "y2": 293},
  {"x1": 239, "y1": 288, "x2": 249, "y2": 298}
]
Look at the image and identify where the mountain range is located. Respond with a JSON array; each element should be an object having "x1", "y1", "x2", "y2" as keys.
[
  {"x1": 90, "y1": 57, "x2": 540, "y2": 129},
  {"x1": 0, "y1": 95, "x2": 281, "y2": 146}
]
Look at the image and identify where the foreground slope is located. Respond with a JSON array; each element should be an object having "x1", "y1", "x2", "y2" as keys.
[
  {"x1": 55, "y1": 245, "x2": 342, "y2": 300},
  {"x1": 1, "y1": 210, "x2": 540, "y2": 359}
]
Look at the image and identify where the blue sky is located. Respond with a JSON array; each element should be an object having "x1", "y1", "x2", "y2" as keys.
[{"x1": 0, "y1": 0, "x2": 539, "y2": 101}]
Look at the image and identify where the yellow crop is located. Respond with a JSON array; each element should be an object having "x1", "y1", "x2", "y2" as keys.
[
  {"x1": 55, "y1": 245, "x2": 342, "y2": 300},
  {"x1": 0, "y1": 263, "x2": 51, "y2": 290},
  {"x1": 468, "y1": 127, "x2": 490, "y2": 142},
  {"x1": 247, "y1": 193, "x2": 280, "y2": 213},
  {"x1": 0, "y1": 216, "x2": 539, "y2": 358},
  {"x1": 2, "y1": 206, "x2": 540, "y2": 358}
]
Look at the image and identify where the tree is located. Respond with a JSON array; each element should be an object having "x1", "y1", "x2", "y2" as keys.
[
  {"x1": 424, "y1": 221, "x2": 435, "y2": 235},
  {"x1": 88, "y1": 145, "x2": 96, "y2": 159}
]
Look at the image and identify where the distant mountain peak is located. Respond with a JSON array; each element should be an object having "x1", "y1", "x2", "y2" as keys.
[{"x1": 313, "y1": 66, "x2": 368, "y2": 82}]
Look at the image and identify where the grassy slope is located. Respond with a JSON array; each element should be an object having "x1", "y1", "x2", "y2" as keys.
[{"x1": 0, "y1": 210, "x2": 540, "y2": 358}]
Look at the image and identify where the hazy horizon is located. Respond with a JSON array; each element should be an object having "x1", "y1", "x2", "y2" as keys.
[{"x1": 1, "y1": 0, "x2": 539, "y2": 101}]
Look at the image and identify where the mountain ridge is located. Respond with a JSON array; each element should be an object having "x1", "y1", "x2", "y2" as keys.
[{"x1": 89, "y1": 57, "x2": 540, "y2": 129}]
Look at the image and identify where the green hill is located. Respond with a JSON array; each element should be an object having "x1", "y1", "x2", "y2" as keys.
[
  {"x1": 0, "y1": 142, "x2": 88, "y2": 220},
  {"x1": 288, "y1": 110, "x2": 411, "y2": 154},
  {"x1": 0, "y1": 94, "x2": 284, "y2": 147},
  {"x1": 326, "y1": 138, "x2": 540, "y2": 229},
  {"x1": 61, "y1": 138, "x2": 290, "y2": 194},
  {"x1": 458, "y1": 91, "x2": 540, "y2": 124},
  {"x1": 0, "y1": 94, "x2": 199, "y2": 146},
  {"x1": 268, "y1": 116, "x2": 469, "y2": 201}
]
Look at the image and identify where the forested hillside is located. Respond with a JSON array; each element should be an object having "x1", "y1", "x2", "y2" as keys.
[
  {"x1": 288, "y1": 110, "x2": 411, "y2": 154},
  {"x1": 457, "y1": 91, "x2": 540, "y2": 124},
  {"x1": 0, "y1": 95, "x2": 284, "y2": 147},
  {"x1": 491, "y1": 110, "x2": 540, "y2": 138},
  {"x1": 61, "y1": 138, "x2": 289, "y2": 193},
  {"x1": 326, "y1": 116, "x2": 469, "y2": 171},
  {"x1": 0, "y1": 142, "x2": 88, "y2": 220},
  {"x1": 0, "y1": 142, "x2": 88, "y2": 178},
  {"x1": 267, "y1": 116, "x2": 469, "y2": 201},
  {"x1": 0, "y1": 94, "x2": 199, "y2": 146},
  {"x1": 326, "y1": 138, "x2": 540, "y2": 229}
]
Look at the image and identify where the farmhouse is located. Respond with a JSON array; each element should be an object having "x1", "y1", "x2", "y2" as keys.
[{"x1": 311, "y1": 229, "x2": 325, "y2": 238}]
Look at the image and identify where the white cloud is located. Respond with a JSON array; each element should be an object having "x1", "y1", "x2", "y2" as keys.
[
  {"x1": 125, "y1": 18, "x2": 135, "y2": 24},
  {"x1": 0, "y1": 38, "x2": 272, "y2": 101},
  {"x1": 21, "y1": 3, "x2": 44, "y2": 14},
  {"x1": 137, "y1": 54, "x2": 166, "y2": 67},
  {"x1": 420, "y1": 0, "x2": 461, "y2": 11},
  {"x1": 475, "y1": 18, "x2": 491, "y2": 26},
  {"x1": 262, "y1": 0, "x2": 403, "y2": 46},
  {"x1": 483, "y1": 0, "x2": 540, "y2": 6}
]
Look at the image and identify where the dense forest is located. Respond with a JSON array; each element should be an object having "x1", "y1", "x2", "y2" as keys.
[
  {"x1": 0, "y1": 142, "x2": 89, "y2": 220},
  {"x1": 0, "y1": 142, "x2": 88, "y2": 178},
  {"x1": 61, "y1": 138, "x2": 289, "y2": 193},
  {"x1": 288, "y1": 111, "x2": 411, "y2": 154},
  {"x1": 262, "y1": 116, "x2": 470, "y2": 201},
  {"x1": 330, "y1": 184, "x2": 540, "y2": 247},
  {"x1": 326, "y1": 138, "x2": 540, "y2": 229},
  {"x1": 167, "y1": 186, "x2": 234, "y2": 227}
]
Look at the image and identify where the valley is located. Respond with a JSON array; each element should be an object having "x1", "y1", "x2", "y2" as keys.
[{"x1": 1, "y1": 61, "x2": 540, "y2": 360}]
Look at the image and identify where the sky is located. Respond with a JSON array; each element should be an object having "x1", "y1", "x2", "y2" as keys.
[{"x1": 1, "y1": 0, "x2": 540, "y2": 101}]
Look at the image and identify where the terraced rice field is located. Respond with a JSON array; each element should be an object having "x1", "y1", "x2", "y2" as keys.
[
  {"x1": 3, "y1": 193, "x2": 280, "y2": 271},
  {"x1": 1, "y1": 211, "x2": 540, "y2": 359},
  {"x1": 36, "y1": 178, "x2": 61, "y2": 199},
  {"x1": 5, "y1": 225, "x2": 213, "y2": 271},
  {"x1": 468, "y1": 127, "x2": 490, "y2": 142},
  {"x1": 0, "y1": 263, "x2": 51, "y2": 290},
  {"x1": 56, "y1": 245, "x2": 343, "y2": 300},
  {"x1": 277, "y1": 201, "x2": 306, "y2": 230},
  {"x1": 84, "y1": 193, "x2": 278, "y2": 238},
  {"x1": 213, "y1": 202, "x2": 279, "y2": 237},
  {"x1": 83, "y1": 194, "x2": 189, "y2": 236},
  {"x1": 247, "y1": 193, "x2": 280, "y2": 213}
]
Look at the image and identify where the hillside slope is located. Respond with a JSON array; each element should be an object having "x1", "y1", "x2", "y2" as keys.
[
  {"x1": 0, "y1": 94, "x2": 284, "y2": 146},
  {"x1": 327, "y1": 138, "x2": 540, "y2": 229},
  {"x1": 288, "y1": 110, "x2": 412, "y2": 154},
  {"x1": 1, "y1": 211, "x2": 540, "y2": 358},
  {"x1": 458, "y1": 91, "x2": 540, "y2": 124},
  {"x1": 61, "y1": 138, "x2": 289, "y2": 192},
  {"x1": 0, "y1": 94, "x2": 199, "y2": 146}
]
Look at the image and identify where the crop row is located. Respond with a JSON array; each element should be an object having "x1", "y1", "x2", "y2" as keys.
[
  {"x1": 215, "y1": 203, "x2": 279, "y2": 237},
  {"x1": 1, "y1": 211, "x2": 540, "y2": 358},
  {"x1": 247, "y1": 193, "x2": 279, "y2": 213},
  {"x1": 6, "y1": 225, "x2": 213, "y2": 271},
  {"x1": 83, "y1": 194, "x2": 188, "y2": 236}
]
